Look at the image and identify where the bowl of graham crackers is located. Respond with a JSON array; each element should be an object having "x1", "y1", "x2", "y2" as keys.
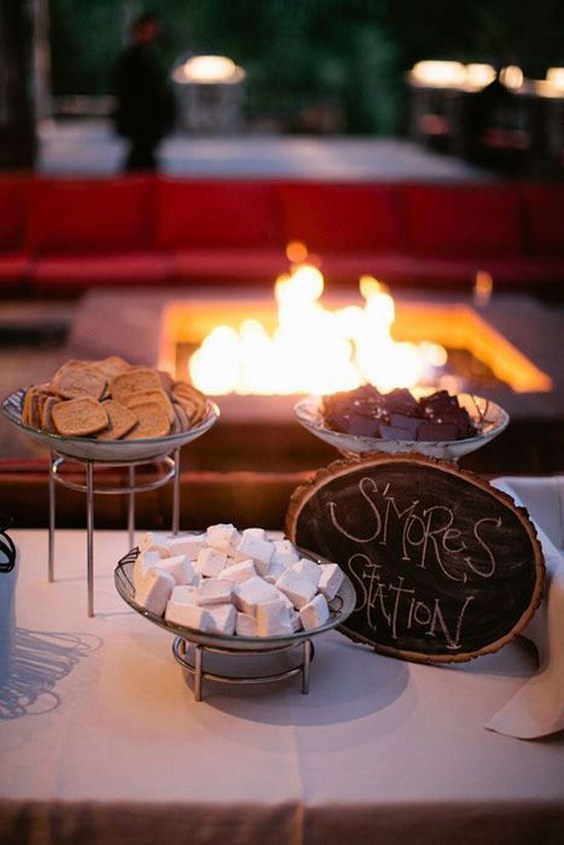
[{"x1": 2, "y1": 356, "x2": 219, "y2": 462}]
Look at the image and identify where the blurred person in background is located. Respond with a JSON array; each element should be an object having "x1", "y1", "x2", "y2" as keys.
[{"x1": 112, "y1": 11, "x2": 175, "y2": 172}]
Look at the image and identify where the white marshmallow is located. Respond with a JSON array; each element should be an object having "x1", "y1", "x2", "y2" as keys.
[
  {"x1": 135, "y1": 568, "x2": 175, "y2": 616},
  {"x1": 197, "y1": 578, "x2": 234, "y2": 606},
  {"x1": 234, "y1": 531, "x2": 274, "y2": 575},
  {"x1": 164, "y1": 585, "x2": 199, "y2": 624},
  {"x1": 276, "y1": 569, "x2": 317, "y2": 609},
  {"x1": 318, "y1": 564, "x2": 344, "y2": 601},
  {"x1": 139, "y1": 531, "x2": 161, "y2": 551},
  {"x1": 206, "y1": 603, "x2": 237, "y2": 636},
  {"x1": 166, "y1": 602, "x2": 212, "y2": 631},
  {"x1": 291, "y1": 557, "x2": 321, "y2": 587},
  {"x1": 163, "y1": 533, "x2": 207, "y2": 561},
  {"x1": 242, "y1": 527, "x2": 267, "y2": 540},
  {"x1": 170, "y1": 584, "x2": 199, "y2": 605},
  {"x1": 195, "y1": 547, "x2": 228, "y2": 577},
  {"x1": 133, "y1": 549, "x2": 161, "y2": 589},
  {"x1": 236, "y1": 612, "x2": 258, "y2": 637},
  {"x1": 206, "y1": 523, "x2": 241, "y2": 554},
  {"x1": 233, "y1": 576, "x2": 281, "y2": 615},
  {"x1": 156, "y1": 553, "x2": 197, "y2": 586},
  {"x1": 264, "y1": 560, "x2": 286, "y2": 584},
  {"x1": 299, "y1": 593, "x2": 330, "y2": 631},
  {"x1": 255, "y1": 598, "x2": 294, "y2": 637},
  {"x1": 219, "y1": 559, "x2": 256, "y2": 584},
  {"x1": 271, "y1": 538, "x2": 300, "y2": 568}
]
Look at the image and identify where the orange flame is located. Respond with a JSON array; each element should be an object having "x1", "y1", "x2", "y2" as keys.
[{"x1": 189, "y1": 251, "x2": 447, "y2": 395}]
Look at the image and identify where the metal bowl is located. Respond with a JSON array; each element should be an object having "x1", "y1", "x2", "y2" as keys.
[{"x1": 114, "y1": 544, "x2": 357, "y2": 652}]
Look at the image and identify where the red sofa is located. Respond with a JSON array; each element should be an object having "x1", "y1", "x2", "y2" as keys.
[{"x1": 1, "y1": 174, "x2": 563, "y2": 296}]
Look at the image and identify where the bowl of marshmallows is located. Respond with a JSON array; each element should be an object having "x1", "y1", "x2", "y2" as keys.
[{"x1": 115, "y1": 523, "x2": 356, "y2": 651}]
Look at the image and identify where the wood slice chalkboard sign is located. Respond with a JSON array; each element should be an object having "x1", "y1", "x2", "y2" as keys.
[{"x1": 285, "y1": 455, "x2": 545, "y2": 663}]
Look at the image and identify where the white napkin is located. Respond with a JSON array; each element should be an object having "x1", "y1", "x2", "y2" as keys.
[{"x1": 486, "y1": 477, "x2": 564, "y2": 739}]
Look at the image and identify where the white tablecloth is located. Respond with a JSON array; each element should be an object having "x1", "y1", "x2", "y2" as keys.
[{"x1": 1, "y1": 526, "x2": 563, "y2": 845}]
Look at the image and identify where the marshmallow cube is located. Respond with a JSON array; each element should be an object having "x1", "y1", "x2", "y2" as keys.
[
  {"x1": 195, "y1": 547, "x2": 228, "y2": 577},
  {"x1": 291, "y1": 557, "x2": 321, "y2": 588},
  {"x1": 318, "y1": 564, "x2": 344, "y2": 601},
  {"x1": 234, "y1": 531, "x2": 274, "y2": 575},
  {"x1": 163, "y1": 533, "x2": 207, "y2": 561},
  {"x1": 242, "y1": 527, "x2": 267, "y2": 540},
  {"x1": 169, "y1": 584, "x2": 199, "y2": 605},
  {"x1": 206, "y1": 523, "x2": 241, "y2": 554},
  {"x1": 166, "y1": 602, "x2": 212, "y2": 631},
  {"x1": 276, "y1": 569, "x2": 317, "y2": 609},
  {"x1": 220, "y1": 559, "x2": 256, "y2": 584},
  {"x1": 164, "y1": 585, "x2": 199, "y2": 624},
  {"x1": 139, "y1": 531, "x2": 161, "y2": 552},
  {"x1": 135, "y1": 568, "x2": 175, "y2": 616},
  {"x1": 299, "y1": 593, "x2": 330, "y2": 631},
  {"x1": 206, "y1": 603, "x2": 237, "y2": 636},
  {"x1": 264, "y1": 558, "x2": 287, "y2": 584},
  {"x1": 133, "y1": 549, "x2": 161, "y2": 589},
  {"x1": 197, "y1": 578, "x2": 234, "y2": 606},
  {"x1": 233, "y1": 576, "x2": 281, "y2": 615},
  {"x1": 271, "y1": 538, "x2": 300, "y2": 569},
  {"x1": 236, "y1": 612, "x2": 258, "y2": 637},
  {"x1": 157, "y1": 554, "x2": 197, "y2": 586},
  {"x1": 255, "y1": 598, "x2": 295, "y2": 637}
]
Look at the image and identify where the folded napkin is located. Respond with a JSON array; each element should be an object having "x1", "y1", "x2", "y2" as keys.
[{"x1": 486, "y1": 476, "x2": 564, "y2": 740}]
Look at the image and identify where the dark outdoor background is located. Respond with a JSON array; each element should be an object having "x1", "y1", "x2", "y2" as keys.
[{"x1": 49, "y1": 0, "x2": 564, "y2": 135}]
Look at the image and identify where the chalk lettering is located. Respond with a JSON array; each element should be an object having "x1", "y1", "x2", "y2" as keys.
[
  {"x1": 380, "y1": 486, "x2": 419, "y2": 555},
  {"x1": 387, "y1": 577, "x2": 416, "y2": 640},
  {"x1": 346, "y1": 553, "x2": 371, "y2": 611},
  {"x1": 470, "y1": 517, "x2": 502, "y2": 578},
  {"x1": 405, "y1": 505, "x2": 467, "y2": 583},
  {"x1": 327, "y1": 477, "x2": 383, "y2": 543},
  {"x1": 428, "y1": 594, "x2": 475, "y2": 650}
]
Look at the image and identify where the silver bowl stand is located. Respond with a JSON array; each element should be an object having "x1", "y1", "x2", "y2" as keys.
[
  {"x1": 172, "y1": 635, "x2": 314, "y2": 702},
  {"x1": 49, "y1": 447, "x2": 181, "y2": 617}
]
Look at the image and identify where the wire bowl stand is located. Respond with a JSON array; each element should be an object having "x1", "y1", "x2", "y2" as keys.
[
  {"x1": 49, "y1": 447, "x2": 181, "y2": 617},
  {"x1": 172, "y1": 636, "x2": 314, "y2": 702}
]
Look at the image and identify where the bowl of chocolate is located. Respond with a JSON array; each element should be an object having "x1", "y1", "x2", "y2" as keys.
[{"x1": 294, "y1": 386, "x2": 509, "y2": 460}]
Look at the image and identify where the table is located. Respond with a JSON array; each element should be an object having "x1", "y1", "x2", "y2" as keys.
[{"x1": 1, "y1": 528, "x2": 563, "y2": 845}]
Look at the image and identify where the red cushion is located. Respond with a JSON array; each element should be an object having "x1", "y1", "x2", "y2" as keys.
[
  {"x1": 0, "y1": 252, "x2": 29, "y2": 282},
  {"x1": 0, "y1": 175, "x2": 29, "y2": 251},
  {"x1": 31, "y1": 251, "x2": 170, "y2": 289},
  {"x1": 156, "y1": 179, "x2": 283, "y2": 250},
  {"x1": 405, "y1": 184, "x2": 524, "y2": 256},
  {"x1": 170, "y1": 248, "x2": 289, "y2": 283},
  {"x1": 522, "y1": 184, "x2": 564, "y2": 254},
  {"x1": 27, "y1": 177, "x2": 156, "y2": 254},
  {"x1": 279, "y1": 182, "x2": 406, "y2": 253}
]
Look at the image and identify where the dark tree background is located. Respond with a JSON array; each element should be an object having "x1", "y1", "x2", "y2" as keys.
[{"x1": 45, "y1": 0, "x2": 564, "y2": 135}]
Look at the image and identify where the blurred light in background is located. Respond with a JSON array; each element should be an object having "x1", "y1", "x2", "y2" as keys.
[{"x1": 172, "y1": 55, "x2": 246, "y2": 85}]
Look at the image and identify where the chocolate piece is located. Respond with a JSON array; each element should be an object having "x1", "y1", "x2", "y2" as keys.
[
  {"x1": 325, "y1": 410, "x2": 351, "y2": 433},
  {"x1": 379, "y1": 423, "x2": 419, "y2": 441},
  {"x1": 389, "y1": 413, "x2": 421, "y2": 437},
  {"x1": 417, "y1": 421, "x2": 459, "y2": 441},
  {"x1": 346, "y1": 412, "x2": 381, "y2": 438},
  {"x1": 321, "y1": 384, "x2": 479, "y2": 443},
  {"x1": 423, "y1": 390, "x2": 459, "y2": 412},
  {"x1": 384, "y1": 388, "x2": 419, "y2": 415}
]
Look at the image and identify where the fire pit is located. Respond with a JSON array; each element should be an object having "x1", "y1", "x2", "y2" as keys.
[{"x1": 65, "y1": 274, "x2": 562, "y2": 478}]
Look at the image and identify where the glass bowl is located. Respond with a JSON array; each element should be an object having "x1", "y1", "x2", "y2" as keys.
[
  {"x1": 294, "y1": 392, "x2": 509, "y2": 461},
  {"x1": 2, "y1": 387, "x2": 220, "y2": 463}
]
